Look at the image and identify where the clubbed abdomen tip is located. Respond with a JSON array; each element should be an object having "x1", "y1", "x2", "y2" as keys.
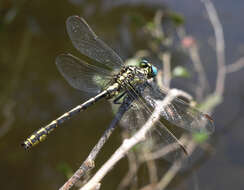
[{"x1": 21, "y1": 141, "x2": 32, "y2": 150}]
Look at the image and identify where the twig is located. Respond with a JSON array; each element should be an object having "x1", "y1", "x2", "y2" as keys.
[
  {"x1": 154, "y1": 10, "x2": 164, "y2": 41},
  {"x1": 154, "y1": 135, "x2": 197, "y2": 190},
  {"x1": 139, "y1": 135, "x2": 188, "y2": 162},
  {"x1": 0, "y1": 100, "x2": 16, "y2": 138},
  {"x1": 189, "y1": 44, "x2": 209, "y2": 100},
  {"x1": 0, "y1": 28, "x2": 32, "y2": 137},
  {"x1": 117, "y1": 139, "x2": 139, "y2": 190},
  {"x1": 202, "y1": 0, "x2": 226, "y2": 96},
  {"x1": 118, "y1": 134, "x2": 190, "y2": 189},
  {"x1": 226, "y1": 56, "x2": 244, "y2": 73},
  {"x1": 158, "y1": 52, "x2": 172, "y2": 89},
  {"x1": 144, "y1": 151, "x2": 158, "y2": 184},
  {"x1": 178, "y1": 27, "x2": 209, "y2": 101},
  {"x1": 154, "y1": 10, "x2": 173, "y2": 89},
  {"x1": 79, "y1": 89, "x2": 191, "y2": 190},
  {"x1": 59, "y1": 95, "x2": 134, "y2": 190}
]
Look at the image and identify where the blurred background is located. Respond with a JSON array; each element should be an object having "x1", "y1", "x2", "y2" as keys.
[{"x1": 1, "y1": 0, "x2": 244, "y2": 189}]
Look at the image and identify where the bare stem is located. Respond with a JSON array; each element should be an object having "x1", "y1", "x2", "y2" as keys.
[
  {"x1": 202, "y1": 0, "x2": 226, "y2": 96},
  {"x1": 159, "y1": 52, "x2": 172, "y2": 89},
  {"x1": 178, "y1": 28, "x2": 209, "y2": 100},
  {"x1": 226, "y1": 57, "x2": 244, "y2": 73}
]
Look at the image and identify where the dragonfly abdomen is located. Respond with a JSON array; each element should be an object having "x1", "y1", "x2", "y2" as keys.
[{"x1": 22, "y1": 89, "x2": 114, "y2": 150}]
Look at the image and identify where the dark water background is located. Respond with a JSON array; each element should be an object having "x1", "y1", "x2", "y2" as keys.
[{"x1": 0, "y1": 0, "x2": 244, "y2": 189}]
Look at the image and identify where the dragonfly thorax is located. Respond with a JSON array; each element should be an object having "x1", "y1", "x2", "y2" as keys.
[
  {"x1": 116, "y1": 66, "x2": 147, "y2": 87},
  {"x1": 116, "y1": 60, "x2": 157, "y2": 87},
  {"x1": 106, "y1": 63, "x2": 157, "y2": 98}
]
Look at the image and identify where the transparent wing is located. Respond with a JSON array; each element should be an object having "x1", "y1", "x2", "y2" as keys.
[
  {"x1": 142, "y1": 83, "x2": 215, "y2": 134},
  {"x1": 114, "y1": 81, "x2": 215, "y2": 162},
  {"x1": 119, "y1": 99, "x2": 186, "y2": 162},
  {"x1": 66, "y1": 16, "x2": 123, "y2": 71},
  {"x1": 56, "y1": 53, "x2": 112, "y2": 93},
  {"x1": 119, "y1": 100, "x2": 148, "y2": 131},
  {"x1": 116, "y1": 84, "x2": 186, "y2": 162}
]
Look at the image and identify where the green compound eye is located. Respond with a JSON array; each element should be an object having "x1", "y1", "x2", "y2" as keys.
[{"x1": 140, "y1": 60, "x2": 149, "y2": 68}]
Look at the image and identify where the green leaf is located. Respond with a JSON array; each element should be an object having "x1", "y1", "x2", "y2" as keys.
[
  {"x1": 172, "y1": 66, "x2": 191, "y2": 78},
  {"x1": 57, "y1": 162, "x2": 73, "y2": 179},
  {"x1": 130, "y1": 14, "x2": 146, "y2": 27},
  {"x1": 146, "y1": 21, "x2": 156, "y2": 30},
  {"x1": 192, "y1": 132, "x2": 209, "y2": 143},
  {"x1": 168, "y1": 12, "x2": 185, "y2": 26}
]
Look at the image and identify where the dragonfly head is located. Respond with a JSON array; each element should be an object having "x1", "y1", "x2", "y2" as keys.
[{"x1": 139, "y1": 60, "x2": 158, "y2": 78}]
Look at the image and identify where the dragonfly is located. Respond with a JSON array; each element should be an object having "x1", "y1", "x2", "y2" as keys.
[{"x1": 22, "y1": 15, "x2": 214, "y2": 152}]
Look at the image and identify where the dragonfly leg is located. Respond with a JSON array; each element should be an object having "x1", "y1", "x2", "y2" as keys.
[{"x1": 113, "y1": 92, "x2": 126, "y2": 104}]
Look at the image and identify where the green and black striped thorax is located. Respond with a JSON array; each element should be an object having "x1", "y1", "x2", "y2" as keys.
[{"x1": 110, "y1": 60, "x2": 158, "y2": 92}]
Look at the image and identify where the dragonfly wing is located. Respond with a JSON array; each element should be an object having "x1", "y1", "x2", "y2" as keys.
[
  {"x1": 118, "y1": 92, "x2": 186, "y2": 162},
  {"x1": 56, "y1": 53, "x2": 111, "y2": 93},
  {"x1": 112, "y1": 84, "x2": 186, "y2": 162},
  {"x1": 119, "y1": 100, "x2": 148, "y2": 131},
  {"x1": 66, "y1": 16, "x2": 123, "y2": 71},
  {"x1": 143, "y1": 83, "x2": 215, "y2": 134}
]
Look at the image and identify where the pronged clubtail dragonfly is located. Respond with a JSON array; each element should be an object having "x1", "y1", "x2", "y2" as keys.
[{"x1": 22, "y1": 15, "x2": 214, "y2": 151}]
